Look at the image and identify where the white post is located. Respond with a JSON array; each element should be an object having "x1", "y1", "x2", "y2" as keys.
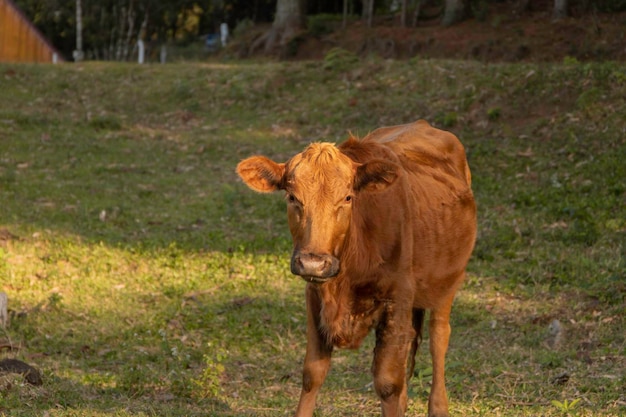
[
  {"x1": 553, "y1": 0, "x2": 568, "y2": 19},
  {"x1": 220, "y1": 22, "x2": 229, "y2": 47},
  {"x1": 160, "y1": 44, "x2": 167, "y2": 64},
  {"x1": 137, "y1": 39, "x2": 145, "y2": 64}
]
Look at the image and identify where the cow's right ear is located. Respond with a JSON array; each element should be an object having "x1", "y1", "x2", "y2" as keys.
[
  {"x1": 354, "y1": 160, "x2": 399, "y2": 193},
  {"x1": 236, "y1": 156, "x2": 285, "y2": 193}
]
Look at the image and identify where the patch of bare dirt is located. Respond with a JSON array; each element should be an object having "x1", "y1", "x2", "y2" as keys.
[{"x1": 289, "y1": 8, "x2": 626, "y2": 62}]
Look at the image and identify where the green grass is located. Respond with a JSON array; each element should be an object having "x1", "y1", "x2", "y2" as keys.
[{"x1": 0, "y1": 58, "x2": 624, "y2": 416}]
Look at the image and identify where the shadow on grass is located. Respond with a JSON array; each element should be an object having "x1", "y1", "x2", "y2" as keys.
[
  {"x1": 2, "y1": 286, "x2": 307, "y2": 414},
  {"x1": 3, "y1": 255, "x2": 624, "y2": 415}
]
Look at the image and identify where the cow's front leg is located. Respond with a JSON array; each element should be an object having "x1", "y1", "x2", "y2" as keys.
[
  {"x1": 294, "y1": 285, "x2": 333, "y2": 417},
  {"x1": 427, "y1": 293, "x2": 455, "y2": 417},
  {"x1": 372, "y1": 306, "x2": 414, "y2": 417}
]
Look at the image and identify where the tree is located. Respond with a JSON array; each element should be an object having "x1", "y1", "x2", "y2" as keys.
[
  {"x1": 411, "y1": 0, "x2": 423, "y2": 27},
  {"x1": 553, "y1": 0, "x2": 568, "y2": 19},
  {"x1": 362, "y1": 0, "x2": 374, "y2": 27},
  {"x1": 73, "y1": 0, "x2": 84, "y2": 61},
  {"x1": 250, "y1": 0, "x2": 305, "y2": 54},
  {"x1": 441, "y1": 0, "x2": 466, "y2": 26}
]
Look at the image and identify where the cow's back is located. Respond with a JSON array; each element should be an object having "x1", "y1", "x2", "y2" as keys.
[
  {"x1": 361, "y1": 119, "x2": 476, "y2": 308},
  {"x1": 363, "y1": 119, "x2": 471, "y2": 187}
]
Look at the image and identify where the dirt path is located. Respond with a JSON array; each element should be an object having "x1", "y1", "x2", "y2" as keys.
[{"x1": 292, "y1": 9, "x2": 625, "y2": 62}]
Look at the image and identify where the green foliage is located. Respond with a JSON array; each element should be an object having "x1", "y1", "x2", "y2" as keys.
[
  {"x1": 611, "y1": 69, "x2": 626, "y2": 84},
  {"x1": 435, "y1": 111, "x2": 458, "y2": 127},
  {"x1": 323, "y1": 47, "x2": 359, "y2": 71},
  {"x1": 307, "y1": 14, "x2": 346, "y2": 37},
  {"x1": 172, "y1": 78, "x2": 194, "y2": 100},
  {"x1": 487, "y1": 107, "x2": 501, "y2": 121},
  {"x1": 284, "y1": 34, "x2": 306, "y2": 58},
  {"x1": 593, "y1": 0, "x2": 626, "y2": 11},
  {"x1": 576, "y1": 87, "x2": 602, "y2": 110},
  {"x1": 233, "y1": 18, "x2": 255, "y2": 38},
  {"x1": 470, "y1": 0, "x2": 490, "y2": 22}
]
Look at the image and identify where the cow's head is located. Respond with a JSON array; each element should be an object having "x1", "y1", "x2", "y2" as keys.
[{"x1": 237, "y1": 142, "x2": 398, "y2": 284}]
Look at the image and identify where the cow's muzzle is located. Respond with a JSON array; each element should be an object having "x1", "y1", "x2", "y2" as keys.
[{"x1": 290, "y1": 251, "x2": 340, "y2": 284}]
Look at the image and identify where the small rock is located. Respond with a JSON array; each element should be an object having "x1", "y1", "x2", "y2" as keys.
[
  {"x1": 0, "y1": 359, "x2": 43, "y2": 385},
  {"x1": 551, "y1": 371, "x2": 570, "y2": 385},
  {"x1": 547, "y1": 319, "x2": 563, "y2": 349}
]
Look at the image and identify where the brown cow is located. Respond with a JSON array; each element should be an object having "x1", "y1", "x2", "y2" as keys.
[{"x1": 236, "y1": 120, "x2": 477, "y2": 417}]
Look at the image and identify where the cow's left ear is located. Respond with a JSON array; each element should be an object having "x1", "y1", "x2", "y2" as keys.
[
  {"x1": 354, "y1": 160, "x2": 399, "y2": 192},
  {"x1": 237, "y1": 156, "x2": 286, "y2": 193}
]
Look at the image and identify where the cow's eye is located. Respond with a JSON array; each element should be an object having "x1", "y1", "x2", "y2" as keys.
[
  {"x1": 288, "y1": 194, "x2": 297, "y2": 203},
  {"x1": 345, "y1": 195, "x2": 352, "y2": 203}
]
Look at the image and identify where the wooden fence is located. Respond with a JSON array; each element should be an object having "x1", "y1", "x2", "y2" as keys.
[{"x1": 0, "y1": 0, "x2": 63, "y2": 63}]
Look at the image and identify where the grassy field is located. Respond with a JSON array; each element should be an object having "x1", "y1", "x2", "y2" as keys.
[{"x1": 0, "y1": 57, "x2": 624, "y2": 416}]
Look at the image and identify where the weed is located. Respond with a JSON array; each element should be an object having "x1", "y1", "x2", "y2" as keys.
[
  {"x1": 563, "y1": 56, "x2": 580, "y2": 65},
  {"x1": 193, "y1": 343, "x2": 227, "y2": 399},
  {"x1": 551, "y1": 398, "x2": 581, "y2": 414},
  {"x1": 487, "y1": 107, "x2": 501, "y2": 121},
  {"x1": 435, "y1": 111, "x2": 458, "y2": 127}
]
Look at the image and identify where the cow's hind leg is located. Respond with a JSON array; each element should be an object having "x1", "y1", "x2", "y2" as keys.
[
  {"x1": 427, "y1": 292, "x2": 456, "y2": 417},
  {"x1": 407, "y1": 308, "x2": 425, "y2": 384}
]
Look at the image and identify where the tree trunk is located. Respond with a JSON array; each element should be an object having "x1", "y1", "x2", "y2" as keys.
[
  {"x1": 400, "y1": 0, "x2": 408, "y2": 27},
  {"x1": 123, "y1": 0, "x2": 135, "y2": 61},
  {"x1": 553, "y1": 0, "x2": 568, "y2": 19},
  {"x1": 412, "y1": 0, "x2": 422, "y2": 27},
  {"x1": 73, "y1": 0, "x2": 84, "y2": 61},
  {"x1": 115, "y1": 6, "x2": 127, "y2": 61},
  {"x1": 362, "y1": 0, "x2": 374, "y2": 27},
  {"x1": 250, "y1": 0, "x2": 304, "y2": 55},
  {"x1": 442, "y1": 0, "x2": 466, "y2": 26}
]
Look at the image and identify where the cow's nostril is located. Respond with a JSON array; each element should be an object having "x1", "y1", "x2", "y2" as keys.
[{"x1": 291, "y1": 252, "x2": 339, "y2": 279}]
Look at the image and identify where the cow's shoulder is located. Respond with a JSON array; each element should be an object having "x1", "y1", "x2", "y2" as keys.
[
  {"x1": 364, "y1": 120, "x2": 461, "y2": 158},
  {"x1": 363, "y1": 120, "x2": 470, "y2": 186}
]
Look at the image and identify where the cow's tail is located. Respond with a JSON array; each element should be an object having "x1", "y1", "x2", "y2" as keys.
[{"x1": 407, "y1": 308, "x2": 426, "y2": 382}]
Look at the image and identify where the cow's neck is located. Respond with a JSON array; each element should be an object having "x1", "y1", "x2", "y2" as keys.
[
  {"x1": 316, "y1": 276, "x2": 385, "y2": 349},
  {"x1": 313, "y1": 192, "x2": 410, "y2": 349}
]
